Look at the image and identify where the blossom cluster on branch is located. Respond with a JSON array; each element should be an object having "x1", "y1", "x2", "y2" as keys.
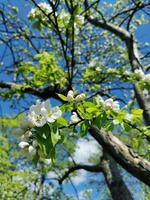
[
  {"x1": 16, "y1": 100, "x2": 62, "y2": 158},
  {"x1": 28, "y1": 2, "x2": 84, "y2": 33}
]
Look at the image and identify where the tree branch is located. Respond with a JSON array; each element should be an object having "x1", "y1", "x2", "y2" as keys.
[
  {"x1": 89, "y1": 125, "x2": 150, "y2": 187},
  {"x1": 0, "y1": 81, "x2": 68, "y2": 101},
  {"x1": 85, "y1": 5, "x2": 150, "y2": 125},
  {"x1": 59, "y1": 164, "x2": 102, "y2": 184}
]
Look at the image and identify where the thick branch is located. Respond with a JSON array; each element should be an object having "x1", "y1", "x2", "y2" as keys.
[
  {"x1": 89, "y1": 126, "x2": 150, "y2": 187},
  {"x1": 59, "y1": 164, "x2": 102, "y2": 184},
  {"x1": 0, "y1": 81, "x2": 68, "y2": 101}
]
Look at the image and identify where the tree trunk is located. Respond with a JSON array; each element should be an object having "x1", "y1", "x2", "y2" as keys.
[{"x1": 101, "y1": 151, "x2": 133, "y2": 200}]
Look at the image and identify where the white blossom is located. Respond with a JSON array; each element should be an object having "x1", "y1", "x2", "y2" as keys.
[
  {"x1": 27, "y1": 100, "x2": 47, "y2": 127},
  {"x1": 32, "y1": 140, "x2": 38, "y2": 148},
  {"x1": 20, "y1": 131, "x2": 32, "y2": 142},
  {"x1": 45, "y1": 106, "x2": 62, "y2": 123},
  {"x1": 107, "y1": 68, "x2": 117, "y2": 73},
  {"x1": 28, "y1": 2, "x2": 52, "y2": 19},
  {"x1": 134, "y1": 69, "x2": 144, "y2": 77},
  {"x1": 88, "y1": 60, "x2": 97, "y2": 67},
  {"x1": 144, "y1": 74, "x2": 150, "y2": 81},
  {"x1": 40, "y1": 100, "x2": 62, "y2": 123},
  {"x1": 104, "y1": 98, "x2": 120, "y2": 112},
  {"x1": 95, "y1": 95, "x2": 104, "y2": 106},
  {"x1": 70, "y1": 112, "x2": 80, "y2": 124},
  {"x1": 44, "y1": 158, "x2": 51, "y2": 165},
  {"x1": 96, "y1": 67, "x2": 101, "y2": 72},
  {"x1": 28, "y1": 100, "x2": 62, "y2": 126},
  {"x1": 38, "y1": 2, "x2": 51, "y2": 11},
  {"x1": 28, "y1": 145, "x2": 36, "y2": 156},
  {"x1": 19, "y1": 141, "x2": 29, "y2": 149},
  {"x1": 124, "y1": 71, "x2": 131, "y2": 76},
  {"x1": 28, "y1": 110, "x2": 47, "y2": 127},
  {"x1": 67, "y1": 90, "x2": 74, "y2": 102},
  {"x1": 75, "y1": 93, "x2": 86, "y2": 102},
  {"x1": 28, "y1": 8, "x2": 36, "y2": 18},
  {"x1": 125, "y1": 113, "x2": 134, "y2": 121}
]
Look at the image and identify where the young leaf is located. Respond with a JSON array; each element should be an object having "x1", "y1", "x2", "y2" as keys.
[{"x1": 57, "y1": 93, "x2": 68, "y2": 101}]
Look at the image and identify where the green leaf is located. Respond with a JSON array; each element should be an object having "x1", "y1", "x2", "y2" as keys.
[
  {"x1": 57, "y1": 117, "x2": 68, "y2": 127},
  {"x1": 86, "y1": 107, "x2": 98, "y2": 113},
  {"x1": 50, "y1": 147, "x2": 56, "y2": 164},
  {"x1": 51, "y1": 127, "x2": 61, "y2": 147},
  {"x1": 105, "y1": 122, "x2": 114, "y2": 131},
  {"x1": 95, "y1": 113, "x2": 107, "y2": 128},
  {"x1": 131, "y1": 109, "x2": 143, "y2": 116},
  {"x1": 60, "y1": 103, "x2": 73, "y2": 112},
  {"x1": 83, "y1": 101, "x2": 96, "y2": 108},
  {"x1": 80, "y1": 120, "x2": 89, "y2": 137},
  {"x1": 57, "y1": 93, "x2": 68, "y2": 101},
  {"x1": 32, "y1": 21, "x2": 41, "y2": 31},
  {"x1": 122, "y1": 122, "x2": 132, "y2": 132},
  {"x1": 131, "y1": 108, "x2": 143, "y2": 124}
]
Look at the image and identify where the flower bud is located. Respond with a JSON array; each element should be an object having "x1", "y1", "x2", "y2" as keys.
[
  {"x1": 28, "y1": 145, "x2": 36, "y2": 156},
  {"x1": 32, "y1": 140, "x2": 38, "y2": 148},
  {"x1": 75, "y1": 93, "x2": 86, "y2": 102},
  {"x1": 20, "y1": 131, "x2": 32, "y2": 141},
  {"x1": 18, "y1": 141, "x2": 29, "y2": 149},
  {"x1": 70, "y1": 112, "x2": 80, "y2": 123},
  {"x1": 67, "y1": 90, "x2": 74, "y2": 102},
  {"x1": 104, "y1": 98, "x2": 120, "y2": 112}
]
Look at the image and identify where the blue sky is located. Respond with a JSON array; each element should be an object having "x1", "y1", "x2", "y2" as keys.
[{"x1": 0, "y1": 0, "x2": 149, "y2": 199}]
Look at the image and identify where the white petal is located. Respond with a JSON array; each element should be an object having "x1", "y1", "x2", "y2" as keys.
[
  {"x1": 51, "y1": 107, "x2": 62, "y2": 119},
  {"x1": 34, "y1": 119, "x2": 47, "y2": 127},
  {"x1": 42, "y1": 100, "x2": 51, "y2": 110},
  {"x1": 28, "y1": 145, "x2": 36, "y2": 156},
  {"x1": 46, "y1": 116, "x2": 55, "y2": 123},
  {"x1": 70, "y1": 112, "x2": 80, "y2": 123},
  {"x1": 19, "y1": 141, "x2": 29, "y2": 149}
]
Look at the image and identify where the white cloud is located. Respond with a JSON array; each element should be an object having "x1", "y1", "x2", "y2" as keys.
[
  {"x1": 71, "y1": 169, "x2": 87, "y2": 186},
  {"x1": 46, "y1": 138, "x2": 100, "y2": 187},
  {"x1": 67, "y1": 137, "x2": 100, "y2": 186},
  {"x1": 73, "y1": 137, "x2": 100, "y2": 164},
  {"x1": 47, "y1": 171, "x2": 57, "y2": 179}
]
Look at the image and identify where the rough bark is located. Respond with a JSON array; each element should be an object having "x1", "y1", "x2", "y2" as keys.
[
  {"x1": 89, "y1": 125, "x2": 150, "y2": 187},
  {"x1": 101, "y1": 151, "x2": 133, "y2": 200}
]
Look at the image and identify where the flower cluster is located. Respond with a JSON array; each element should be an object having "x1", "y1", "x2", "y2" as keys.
[
  {"x1": 28, "y1": 3, "x2": 84, "y2": 33},
  {"x1": 58, "y1": 11, "x2": 84, "y2": 34},
  {"x1": 67, "y1": 90, "x2": 86, "y2": 102},
  {"x1": 16, "y1": 100, "x2": 62, "y2": 157},
  {"x1": 96, "y1": 96, "x2": 120, "y2": 112},
  {"x1": 104, "y1": 98, "x2": 120, "y2": 112},
  {"x1": 134, "y1": 69, "x2": 150, "y2": 81},
  {"x1": 66, "y1": 90, "x2": 86, "y2": 124},
  {"x1": 28, "y1": 2, "x2": 52, "y2": 19}
]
